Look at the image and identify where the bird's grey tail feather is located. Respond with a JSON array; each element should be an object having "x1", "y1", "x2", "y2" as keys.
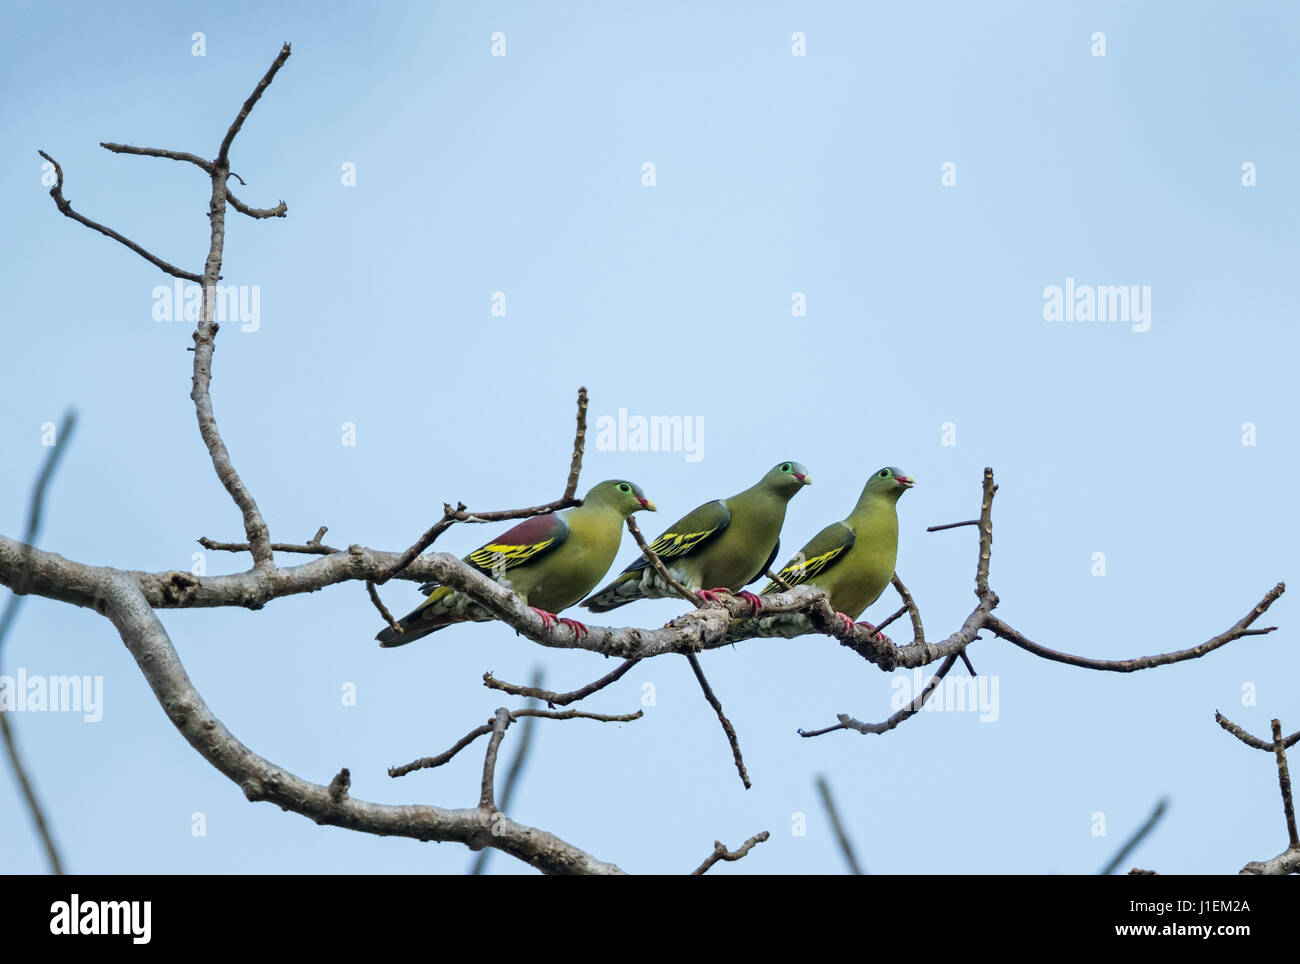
[{"x1": 376, "y1": 609, "x2": 455, "y2": 647}]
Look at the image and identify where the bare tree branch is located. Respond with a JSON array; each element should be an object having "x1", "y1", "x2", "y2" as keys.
[
  {"x1": 765, "y1": 568, "x2": 793, "y2": 591},
  {"x1": 685, "y1": 652, "x2": 750, "y2": 790},
  {"x1": 216, "y1": 43, "x2": 293, "y2": 167},
  {"x1": 389, "y1": 706, "x2": 642, "y2": 778},
  {"x1": 365, "y1": 579, "x2": 400, "y2": 635},
  {"x1": 37, "y1": 151, "x2": 202, "y2": 282},
  {"x1": 478, "y1": 709, "x2": 512, "y2": 810},
  {"x1": 985, "y1": 584, "x2": 1283, "y2": 673},
  {"x1": 226, "y1": 192, "x2": 287, "y2": 218},
  {"x1": 98, "y1": 142, "x2": 286, "y2": 217},
  {"x1": 484, "y1": 658, "x2": 640, "y2": 708},
  {"x1": 191, "y1": 75, "x2": 284, "y2": 570},
  {"x1": 624, "y1": 517, "x2": 704, "y2": 608},
  {"x1": 690, "y1": 831, "x2": 770, "y2": 875},
  {"x1": 927, "y1": 519, "x2": 979, "y2": 533},
  {"x1": 99, "y1": 141, "x2": 213, "y2": 172},
  {"x1": 562, "y1": 385, "x2": 588, "y2": 501},
  {"x1": 816, "y1": 775, "x2": 864, "y2": 875},
  {"x1": 1272, "y1": 719, "x2": 1298, "y2": 851},
  {"x1": 97, "y1": 572, "x2": 624, "y2": 873},
  {"x1": 472, "y1": 669, "x2": 544, "y2": 875},
  {"x1": 198, "y1": 525, "x2": 338, "y2": 556},
  {"x1": 1240, "y1": 849, "x2": 1300, "y2": 875},
  {"x1": 1215, "y1": 711, "x2": 1300, "y2": 751},
  {"x1": 0, "y1": 410, "x2": 76, "y2": 875},
  {"x1": 624, "y1": 517, "x2": 753, "y2": 787},
  {"x1": 1100, "y1": 797, "x2": 1168, "y2": 875},
  {"x1": 375, "y1": 386, "x2": 590, "y2": 586},
  {"x1": 801, "y1": 654, "x2": 961, "y2": 738},
  {"x1": 1217, "y1": 713, "x2": 1300, "y2": 875}
]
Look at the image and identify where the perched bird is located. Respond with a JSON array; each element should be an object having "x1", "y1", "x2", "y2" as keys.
[
  {"x1": 735, "y1": 466, "x2": 914, "y2": 640},
  {"x1": 377, "y1": 480, "x2": 655, "y2": 646},
  {"x1": 580, "y1": 461, "x2": 812, "y2": 613}
]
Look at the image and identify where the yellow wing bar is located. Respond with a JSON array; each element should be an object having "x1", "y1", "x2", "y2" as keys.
[{"x1": 467, "y1": 538, "x2": 556, "y2": 573}]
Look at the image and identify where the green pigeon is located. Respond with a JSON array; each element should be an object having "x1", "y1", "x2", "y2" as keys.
[
  {"x1": 377, "y1": 480, "x2": 656, "y2": 646},
  {"x1": 580, "y1": 461, "x2": 812, "y2": 613},
  {"x1": 735, "y1": 466, "x2": 914, "y2": 640}
]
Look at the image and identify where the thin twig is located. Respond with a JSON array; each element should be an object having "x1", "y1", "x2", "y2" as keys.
[
  {"x1": 765, "y1": 568, "x2": 793, "y2": 591},
  {"x1": 563, "y1": 386, "x2": 588, "y2": 500},
  {"x1": 0, "y1": 410, "x2": 76, "y2": 875},
  {"x1": 99, "y1": 141, "x2": 213, "y2": 172},
  {"x1": 378, "y1": 387, "x2": 590, "y2": 584},
  {"x1": 226, "y1": 192, "x2": 287, "y2": 218},
  {"x1": 483, "y1": 658, "x2": 640, "y2": 707},
  {"x1": 1272, "y1": 720, "x2": 1298, "y2": 850},
  {"x1": 690, "y1": 831, "x2": 770, "y2": 875},
  {"x1": 479, "y1": 709, "x2": 512, "y2": 810},
  {"x1": 389, "y1": 706, "x2": 642, "y2": 778},
  {"x1": 217, "y1": 43, "x2": 293, "y2": 167},
  {"x1": 816, "y1": 775, "x2": 864, "y2": 874},
  {"x1": 685, "y1": 652, "x2": 750, "y2": 789},
  {"x1": 625, "y1": 517, "x2": 701, "y2": 607},
  {"x1": 37, "y1": 151, "x2": 201, "y2": 281},
  {"x1": 327, "y1": 768, "x2": 351, "y2": 803},
  {"x1": 927, "y1": 519, "x2": 979, "y2": 532},
  {"x1": 1216, "y1": 713, "x2": 1300, "y2": 874},
  {"x1": 888, "y1": 570, "x2": 975, "y2": 675},
  {"x1": 366, "y1": 580, "x2": 400, "y2": 635},
  {"x1": 198, "y1": 525, "x2": 338, "y2": 556},
  {"x1": 1215, "y1": 712, "x2": 1300, "y2": 751},
  {"x1": 624, "y1": 519, "x2": 751, "y2": 787},
  {"x1": 987, "y1": 583, "x2": 1284, "y2": 673},
  {"x1": 1100, "y1": 798, "x2": 1168, "y2": 875},
  {"x1": 801, "y1": 654, "x2": 960, "y2": 737},
  {"x1": 890, "y1": 574, "x2": 924, "y2": 644},
  {"x1": 472, "y1": 669, "x2": 543, "y2": 875},
  {"x1": 389, "y1": 723, "x2": 493, "y2": 778}
]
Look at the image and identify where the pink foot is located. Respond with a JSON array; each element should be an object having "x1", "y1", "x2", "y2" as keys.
[
  {"x1": 530, "y1": 607, "x2": 558, "y2": 630},
  {"x1": 856, "y1": 620, "x2": 891, "y2": 644},
  {"x1": 695, "y1": 588, "x2": 726, "y2": 604},
  {"x1": 735, "y1": 590, "x2": 763, "y2": 611},
  {"x1": 559, "y1": 616, "x2": 589, "y2": 640},
  {"x1": 836, "y1": 612, "x2": 856, "y2": 634}
]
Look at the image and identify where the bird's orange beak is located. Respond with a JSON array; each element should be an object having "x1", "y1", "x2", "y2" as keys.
[
  {"x1": 638, "y1": 496, "x2": 657, "y2": 511},
  {"x1": 896, "y1": 475, "x2": 915, "y2": 488}
]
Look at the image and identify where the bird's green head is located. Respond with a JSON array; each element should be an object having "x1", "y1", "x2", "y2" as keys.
[
  {"x1": 862, "y1": 466, "x2": 915, "y2": 501},
  {"x1": 761, "y1": 460, "x2": 813, "y2": 496},
  {"x1": 584, "y1": 479, "x2": 657, "y2": 516}
]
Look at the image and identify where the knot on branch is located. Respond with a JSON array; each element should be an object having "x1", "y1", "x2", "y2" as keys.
[{"x1": 161, "y1": 570, "x2": 200, "y2": 606}]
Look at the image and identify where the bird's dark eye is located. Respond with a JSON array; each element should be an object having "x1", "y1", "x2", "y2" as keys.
[
  {"x1": 879, "y1": 469, "x2": 889, "y2": 477},
  {"x1": 618, "y1": 483, "x2": 630, "y2": 492},
  {"x1": 781, "y1": 463, "x2": 791, "y2": 472}
]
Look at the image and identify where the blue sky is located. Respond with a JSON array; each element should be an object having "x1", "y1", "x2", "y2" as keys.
[{"x1": 2, "y1": 0, "x2": 1297, "y2": 874}]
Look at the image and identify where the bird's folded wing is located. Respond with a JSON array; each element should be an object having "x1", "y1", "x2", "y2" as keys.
[
  {"x1": 412, "y1": 512, "x2": 570, "y2": 594},
  {"x1": 762, "y1": 521, "x2": 854, "y2": 592},
  {"x1": 626, "y1": 499, "x2": 731, "y2": 571}
]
